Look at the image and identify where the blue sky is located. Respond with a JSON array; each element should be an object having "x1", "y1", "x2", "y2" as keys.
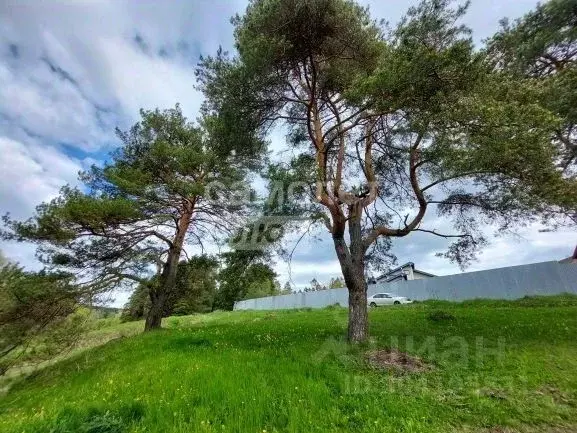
[{"x1": 1, "y1": 0, "x2": 575, "y2": 307}]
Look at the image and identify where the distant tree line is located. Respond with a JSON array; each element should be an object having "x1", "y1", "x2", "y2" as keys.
[
  {"x1": 293, "y1": 277, "x2": 346, "y2": 293},
  {"x1": 120, "y1": 250, "x2": 288, "y2": 321},
  {"x1": 120, "y1": 257, "x2": 350, "y2": 321}
]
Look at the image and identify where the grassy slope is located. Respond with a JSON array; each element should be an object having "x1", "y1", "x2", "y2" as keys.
[
  {"x1": 1, "y1": 296, "x2": 577, "y2": 433},
  {"x1": 0, "y1": 317, "x2": 143, "y2": 394}
]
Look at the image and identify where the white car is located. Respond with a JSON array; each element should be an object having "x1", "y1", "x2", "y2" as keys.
[{"x1": 368, "y1": 292, "x2": 413, "y2": 307}]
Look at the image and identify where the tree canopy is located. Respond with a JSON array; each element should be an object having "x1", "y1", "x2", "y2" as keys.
[
  {"x1": 214, "y1": 249, "x2": 281, "y2": 310},
  {"x1": 486, "y1": 0, "x2": 577, "y2": 173},
  {"x1": 4, "y1": 105, "x2": 265, "y2": 330},
  {"x1": 198, "y1": 0, "x2": 577, "y2": 341}
]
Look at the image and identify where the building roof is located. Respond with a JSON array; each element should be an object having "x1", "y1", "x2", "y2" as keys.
[
  {"x1": 375, "y1": 262, "x2": 436, "y2": 283},
  {"x1": 559, "y1": 246, "x2": 577, "y2": 264},
  {"x1": 559, "y1": 257, "x2": 577, "y2": 264}
]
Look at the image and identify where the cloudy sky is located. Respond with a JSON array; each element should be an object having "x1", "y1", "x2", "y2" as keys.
[{"x1": 1, "y1": 0, "x2": 575, "y2": 307}]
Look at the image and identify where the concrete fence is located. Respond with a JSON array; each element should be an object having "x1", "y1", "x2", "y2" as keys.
[{"x1": 233, "y1": 261, "x2": 577, "y2": 311}]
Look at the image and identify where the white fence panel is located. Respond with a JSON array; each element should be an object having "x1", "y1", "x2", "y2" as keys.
[{"x1": 234, "y1": 261, "x2": 577, "y2": 311}]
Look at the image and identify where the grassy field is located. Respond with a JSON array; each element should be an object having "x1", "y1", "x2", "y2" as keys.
[{"x1": 1, "y1": 296, "x2": 577, "y2": 433}]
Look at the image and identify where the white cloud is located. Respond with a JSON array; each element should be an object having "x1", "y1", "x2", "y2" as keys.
[
  {"x1": 97, "y1": 37, "x2": 201, "y2": 120},
  {"x1": 0, "y1": 137, "x2": 81, "y2": 217},
  {"x1": 0, "y1": 61, "x2": 113, "y2": 152},
  {"x1": 0, "y1": 0, "x2": 245, "y2": 270},
  {"x1": 0, "y1": 136, "x2": 84, "y2": 267},
  {"x1": 0, "y1": 0, "x2": 246, "y2": 150}
]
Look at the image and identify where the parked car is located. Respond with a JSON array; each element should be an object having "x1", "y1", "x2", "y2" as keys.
[{"x1": 367, "y1": 293, "x2": 412, "y2": 307}]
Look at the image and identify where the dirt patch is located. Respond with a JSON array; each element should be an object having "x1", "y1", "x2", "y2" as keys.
[
  {"x1": 536, "y1": 386, "x2": 573, "y2": 405},
  {"x1": 365, "y1": 349, "x2": 433, "y2": 374}
]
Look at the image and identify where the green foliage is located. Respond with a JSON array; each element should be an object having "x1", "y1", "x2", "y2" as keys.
[
  {"x1": 171, "y1": 256, "x2": 219, "y2": 315},
  {"x1": 214, "y1": 250, "x2": 280, "y2": 310},
  {"x1": 298, "y1": 277, "x2": 345, "y2": 292},
  {"x1": 3, "y1": 105, "x2": 264, "y2": 330},
  {"x1": 486, "y1": 0, "x2": 577, "y2": 172},
  {"x1": 486, "y1": 0, "x2": 577, "y2": 77},
  {"x1": 0, "y1": 265, "x2": 82, "y2": 374},
  {"x1": 1, "y1": 296, "x2": 577, "y2": 432},
  {"x1": 328, "y1": 277, "x2": 346, "y2": 289},
  {"x1": 119, "y1": 285, "x2": 150, "y2": 323},
  {"x1": 242, "y1": 262, "x2": 281, "y2": 300},
  {"x1": 232, "y1": 0, "x2": 383, "y2": 85},
  {"x1": 199, "y1": 0, "x2": 577, "y2": 281},
  {"x1": 121, "y1": 256, "x2": 219, "y2": 321},
  {"x1": 281, "y1": 281, "x2": 293, "y2": 294}
]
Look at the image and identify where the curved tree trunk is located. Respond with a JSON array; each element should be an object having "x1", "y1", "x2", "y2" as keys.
[
  {"x1": 143, "y1": 203, "x2": 193, "y2": 331},
  {"x1": 144, "y1": 289, "x2": 166, "y2": 331},
  {"x1": 144, "y1": 255, "x2": 178, "y2": 332}
]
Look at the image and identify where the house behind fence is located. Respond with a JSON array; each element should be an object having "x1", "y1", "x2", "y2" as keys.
[
  {"x1": 233, "y1": 260, "x2": 577, "y2": 311},
  {"x1": 368, "y1": 262, "x2": 436, "y2": 284}
]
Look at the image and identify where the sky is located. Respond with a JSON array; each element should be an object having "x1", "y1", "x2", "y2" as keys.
[{"x1": 1, "y1": 0, "x2": 575, "y2": 307}]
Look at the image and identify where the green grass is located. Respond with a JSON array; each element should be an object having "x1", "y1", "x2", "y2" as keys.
[
  {"x1": 1, "y1": 295, "x2": 577, "y2": 432},
  {"x1": 0, "y1": 315, "x2": 143, "y2": 394}
]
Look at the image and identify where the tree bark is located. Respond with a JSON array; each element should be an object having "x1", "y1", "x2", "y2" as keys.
[
  {"x1": 143, "y1": 202, "x2": 193, "y2": 331},
  {"x1": 333, "y1": 203, "x2": 369, "y2": 343},
  {"x1": 344, "y1": 261, "x2": 368, "y2": 343},
  {"x1": 144, "y1": 288, "x2": 166, "y2": 331}
]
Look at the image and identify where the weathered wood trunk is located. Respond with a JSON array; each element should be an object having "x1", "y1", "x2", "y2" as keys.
[
  {"x1": 143, "y1": 204, "x2": 193, "y2": 331},
  {"x1": 333, "y1": 203, "x2": 369, "y2": 343},
  {"x1": 343, "y1": 261, "x2": 368, "y2": 343},
  {"x1": 144, "y1": 251, "x2": 179, "y2": 331},
  {"x1": 144, "y1": 289, "x2": 166, "y2": 331}
]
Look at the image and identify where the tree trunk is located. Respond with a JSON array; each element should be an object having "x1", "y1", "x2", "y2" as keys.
[
  {"x1": 143, "y1": 251, "x2": 181, "y2": 332},
  {"x1": 144, "y1": 290, "x2": 165, "y2": 331},
  {"x1": 333, "y1": 203, "x2": 369, "y2": 343},
  {"x1": 346, "y1": 266, "x2": 368, "y2": 343},
  {"x1": 143, "y1": 204, "x2": 193, "y2": 331}
]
